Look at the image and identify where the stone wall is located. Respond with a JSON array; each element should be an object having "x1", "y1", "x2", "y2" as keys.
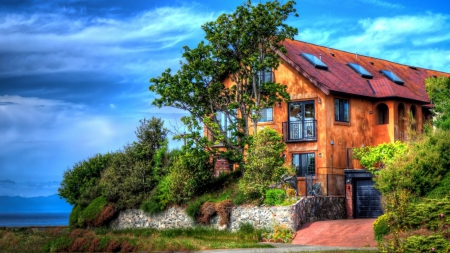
[{"x1": 109, "y1": 196, "x2": 345, "y2": 231}]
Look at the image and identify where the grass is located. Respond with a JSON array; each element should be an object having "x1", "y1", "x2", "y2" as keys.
[{"x1": 0, "y1": 226, "x2": 273, "y2": 252}]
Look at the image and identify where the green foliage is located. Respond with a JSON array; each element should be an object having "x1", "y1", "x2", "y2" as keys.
[
  {"x1": 101, "y1": 117, "x2": 169, "y2": 210},
  {"x1": 239, "y1": 128, "x2": 287, "y2": 197},
  {"x1": 165, "y1": 147, "x2": 213, "y2": 204},
  {"x1": 58, "y1": 153, "x2": 113, "y2": 205},
  {"x1": 149, "y1": 1, "x2": 298, "y2": 163},
  {"x1": 101, "y1": 151, "x2": 155, "y2": 210},
  {"x1": 352, "y1": 141, "x2": 407, "y2": 173},
  {"x1": 403, "y1": 234, "x2": 450, "y2": 252},
  {"x1": 428, "y1": 171, "x2": 450, "y2": 199},
  {"x1": 373, "y1": 130, "x2": 450, "y2": 251},
  {"x1": 263, "y1": 189, "x2": 286, "y2": 206},
  {"x1": 185, "y1": 194, "x2": 213, "y2": 219},
  {"x1": 402, "y1": 198, "x2": 450, "y2": 231},
  {"x1": 43, "y1": 236, "x2": 72, "y2": 253},
  {"x1": 69, "y1": 205, "x2": 83, "y2": 229},
  {"x1": 425, "y1": 76, "x2": 450, "y2": 130},
  {"x1": 373, "y1": 214, "x2": 390, "y2": 242},
  {"x1": 81, "y1": 196, "x2": 107, "y2": 225},
  {"x1": 376, "y1": 131, "x2": 450, "y2": 197}
]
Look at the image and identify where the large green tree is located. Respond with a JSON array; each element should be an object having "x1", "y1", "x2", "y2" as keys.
[
  {"x1": 425, "y1": 76, "x2": 450, "y2": 130},
  {"x1": 149, "y1": 0, "x2": 297, "y2": 163}
]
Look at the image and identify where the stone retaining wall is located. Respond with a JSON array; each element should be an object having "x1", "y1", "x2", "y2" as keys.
[{"x1": 109, "y1": 196, "x2": 345, "y2": 231}]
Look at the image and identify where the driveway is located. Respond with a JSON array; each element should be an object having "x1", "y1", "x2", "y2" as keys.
[{"x1": 292, "y1": 218, "x2": 378, "y2": 248}]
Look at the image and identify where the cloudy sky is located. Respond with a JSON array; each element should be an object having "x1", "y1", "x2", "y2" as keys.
[{"x1": 1, "y1": 0, "x2": 449, "y2": 197}]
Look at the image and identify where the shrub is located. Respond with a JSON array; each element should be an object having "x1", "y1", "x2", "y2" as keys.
[
  {"x1": 264, "y1": 189, "x2": 286, "y2": 206},
  {"x1": 43, "y1": 237, "x2": 72, "y2": 252},
  {"x1": 94, "y1": 203, "x2": 117, "y2": 227},
  {"x1": 239, "y1": 128, "x2": 287, "y2": 198},
  {"x1": 69, "y1": 205, "x2": 83, "y2": 229},
  {"x1": 141, "y1": 176, "x2": 173, "y2": 215},
  {"x1": 81, "y1": 196, "x2": 107, "y2": 227},
  {"x1": 165, "y1": 147, "x2": 213, "y2": 204},
  {"x1": 185, "y1": 194, "x2": 212, "y2": 219},
  {"x1": 403, "y1": 234, "x2": 450, "y2": 252},
  {"x1": 373, "y1": 214, "x2": 390, "y2": 242},
  {"x1": 59, "y1": 153, "x2": 113, "y2": 205},
  {"x1": 233, "y1": 190, "x2": 247, "y2": 206}
]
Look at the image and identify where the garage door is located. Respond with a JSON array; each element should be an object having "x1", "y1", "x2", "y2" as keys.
[{"x1": 356, "y1": 179, "x2": 383, "y2": 218}]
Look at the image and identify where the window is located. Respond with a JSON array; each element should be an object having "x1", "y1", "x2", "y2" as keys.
[
  {"x1": 258, "y1": 69, "x2": 273, "y2": 85},
  {"x1": 258, "y1": 107, "x2": 273, "y2": 122},
  {"x1": 381, "y1": 70, "x2": 404, "y2": 85},
  {"x1": 347, "y1": 63, "x2": 373, "y2": 78},
  {"x1": 216, "y1": 111, "x2": 236, "y2": 139},
  {"x1": 376, "y1": 103, "x2": 389, "y2": 125},
  {"x1": 287, "y1": 101, "x2": 316, "y2": 141},
  {"x1": 300, "y1": 52, "x2": 328, "y2": 70},
  {"x1": 334, "y1": 99, "x2": 349, "y2": 122},
  {"x1": 293, "y1": 153, "x2": 315, "y2": 177}
]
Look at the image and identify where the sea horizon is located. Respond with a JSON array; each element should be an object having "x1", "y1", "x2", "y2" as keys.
[{"x1": 0, "y1": 212, "x2": 70, "y2": 227}]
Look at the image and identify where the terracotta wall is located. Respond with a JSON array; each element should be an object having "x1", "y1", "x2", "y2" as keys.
[{"x1": 206, "y1": 61, "x2": 426, "y2": 176}]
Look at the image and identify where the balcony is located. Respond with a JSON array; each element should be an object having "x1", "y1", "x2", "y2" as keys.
[{"x1": 282, "y1": 120, "x2": 317, "y2": 142}]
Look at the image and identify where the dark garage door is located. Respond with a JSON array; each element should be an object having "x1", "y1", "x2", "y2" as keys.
[{"x1": 356, "y1": 179, "x2": 383, "y2": 218}]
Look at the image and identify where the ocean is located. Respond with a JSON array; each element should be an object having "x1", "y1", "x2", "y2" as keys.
[{"x1": 0, "y1": 212, "x2": 70, "y2": 227}]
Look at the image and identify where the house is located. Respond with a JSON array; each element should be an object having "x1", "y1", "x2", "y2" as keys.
[{"x1": 211, "y1": 39, "x2": 450, "y2": 218}]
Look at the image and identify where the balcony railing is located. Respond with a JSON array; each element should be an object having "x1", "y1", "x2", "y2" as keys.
[{"x1": 282, "y1": 120, "x2": 317, "y2": 142}]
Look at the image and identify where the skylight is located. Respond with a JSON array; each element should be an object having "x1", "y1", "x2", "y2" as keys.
[
  {"x1": 347, "y1": 63, "x2": 373, "y2": 79},
  {"x1": 381, "y1": 70, "x2": 404, "y2": 85},
  {"x1": 300, "y1": 52, "x2": 328, "y2": 70}
]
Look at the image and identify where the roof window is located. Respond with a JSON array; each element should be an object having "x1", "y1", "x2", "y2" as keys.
[
  {"x1": 300, "y1": 52, "x2": 328, "y2": 70},
  {"x1": 381, "y1": 70, "x2": 404, "y2": 85},
  {"x1": 347, "y1": 63, "x2": 373, "y2": 79}
]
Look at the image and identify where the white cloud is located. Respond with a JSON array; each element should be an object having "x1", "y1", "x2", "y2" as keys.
[
  {"x1": 357, "y1": 0, "x2": 404, "y2": 9},
  {"x1": 0, "y1": 6, "x2": 217, "y2": 76},
  {"x1": 323, "y1": 13, "x2": 450, "y2": 71}
]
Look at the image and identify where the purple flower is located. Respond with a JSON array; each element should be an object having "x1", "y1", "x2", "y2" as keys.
[
  {"x1": 440, "y1": 213, "x2": 444, "y2": 218},
  {"x1": 432, "y1": 247, "x2": 435, "y2": 251}
]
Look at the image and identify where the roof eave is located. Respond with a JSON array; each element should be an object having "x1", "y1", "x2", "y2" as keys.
[{"x1": 274, "y1": 48, "x2": 331, "y2": 96}]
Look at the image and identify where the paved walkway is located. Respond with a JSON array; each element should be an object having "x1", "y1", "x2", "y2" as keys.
[
  {"x1": 292, "y1": 218, "x2": 378, "y2": 248},
  {"x1": 194, "y1": 243, "x2": 377, "y2": 253}
]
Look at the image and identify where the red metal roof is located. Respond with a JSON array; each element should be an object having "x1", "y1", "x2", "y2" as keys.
[{"x1": 280, "y1": 39, "x2": 450, "y2": 103}]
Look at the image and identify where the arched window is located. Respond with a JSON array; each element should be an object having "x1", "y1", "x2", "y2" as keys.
[{"x1": 376, "y1": 103, "x2": 389, "y2": 125}]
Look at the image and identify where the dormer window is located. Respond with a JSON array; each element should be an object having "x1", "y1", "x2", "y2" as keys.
[
  {"x1": 300, "y1": 52, "x2": 328, "y2": 70},
  {"x1": 347, "y1": 63, "x2": 373, "y2": 79},
  {"x1": 381, "y1": 70, "x2": 404, "y2": 85}
]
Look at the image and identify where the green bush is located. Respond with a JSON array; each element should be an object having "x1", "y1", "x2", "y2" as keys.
[
  {"x1": 263, "y1": 189, "x2": 286, "y2": 206},
  {"x1": 165, "y1": 147, "x2": 213, "y2": 204},
  {"x1": 239, "y1": 128, "x2": 287, "y2": 198},
  {"x1": 373, "y1": 214, "x2": 390, "y2": 242},
  {"x1": 141, "y1": 176, "x2": 172, "y2": 214},
  {"x1": 43, "y1": 237, "x2": 72, "y2": 252},
  {"x1": 81, "y1": 196, "x2": 107, "y2": 226},
  {"x1": 186, "y1": 194, "x2": 212, "y2": 219},
  {"x1": 402, "y1": 198, "x2": 450, "y2": 231},
  {"x1": 428, "y1": 172, "x2": 450, "y2": 199},
  {"x1": 403, "y1": 234, "x2": 450, "y2": 252},
  {"x1": 58, "y1": 153, "x2": 113, "y2": 205},
  {"x1": 69, "y1": 205, "x2": 83, "y2": 229}
]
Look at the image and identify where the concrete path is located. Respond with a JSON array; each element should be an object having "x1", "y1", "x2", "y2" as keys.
[
  {"x1": 194, "y1": 243, "x2": 377, "y2": 253},
  {"x1": 292, "y1": 219, "x2": 378, "y2": 248}
]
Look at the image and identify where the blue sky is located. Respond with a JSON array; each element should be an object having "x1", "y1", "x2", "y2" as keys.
[{"x1": 0, "y1": 0, "x2": 449, "y2": 197}]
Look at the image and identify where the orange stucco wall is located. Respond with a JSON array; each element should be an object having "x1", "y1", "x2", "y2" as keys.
[{"x1": 208, "y1": 61, "x2": 427, "y2": 183}]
